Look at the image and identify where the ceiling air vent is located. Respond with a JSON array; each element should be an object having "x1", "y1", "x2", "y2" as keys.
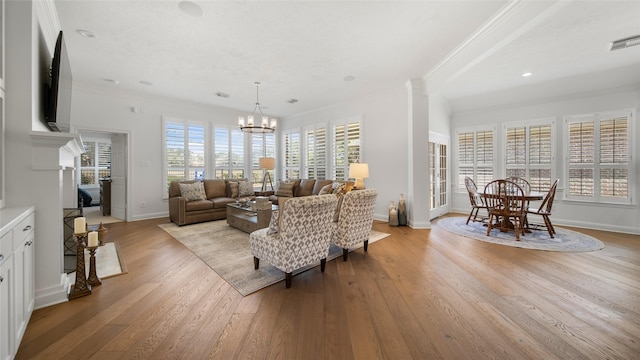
[
  {"x1": 287, "y1": 99, "x2": 298, "y2": 104},
  {"x1": 215, "y1": 92, "x2": 230, "y2": 98},
  {"x1": 610, "y1": 35, "x2": 640, "y2": 51}
]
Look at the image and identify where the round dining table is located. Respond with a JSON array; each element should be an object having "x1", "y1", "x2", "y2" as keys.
[{"x1": 477, "y1": 189, "x2": 544, "y2": 233}]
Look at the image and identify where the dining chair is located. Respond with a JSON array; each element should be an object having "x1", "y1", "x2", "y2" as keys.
[
  {"x1": 464, "y1": 177, "x2": 488, "y2": 224},
  {"x1": 506, "y1": 176, "x2": 531, "y2": 194},
  {"x1": 484, "y1": 180, "x2": 527, "y2": 240},
  {"x1": 527, "y1": 179, "x2": 559, "y2": 238}
]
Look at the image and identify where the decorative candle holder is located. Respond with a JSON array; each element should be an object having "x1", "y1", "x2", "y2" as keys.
[
  {"x1": 86, "y1": 245, "x2": 102, "y2": 287},
  {"x1": 68, "y1": 232, "x2": 92, "y2": 300}
]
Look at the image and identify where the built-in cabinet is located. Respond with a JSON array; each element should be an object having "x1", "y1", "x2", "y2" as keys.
[{"x1": 0, "y1": 206, "x2": 35, "y2": 360}]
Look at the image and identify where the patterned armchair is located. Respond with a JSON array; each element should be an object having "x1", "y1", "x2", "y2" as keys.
[
  {"x1": 331, "y1": 189, "x2": 378, "y2": 261},
  {"x1": 249, "y1": 194, "x2": 338, "y2": 288}
]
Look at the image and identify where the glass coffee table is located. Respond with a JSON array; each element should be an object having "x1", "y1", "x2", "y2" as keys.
[{"x1": 226, "y1": 202, "x2": 277, "y2": 233}]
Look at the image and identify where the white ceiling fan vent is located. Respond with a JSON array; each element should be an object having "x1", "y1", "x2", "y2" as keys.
[{"x1": 610, "y1": 35, "x2": 640, "y2": 51}]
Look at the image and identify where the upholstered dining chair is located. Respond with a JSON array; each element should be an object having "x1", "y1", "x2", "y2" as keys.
[
  {"x1": 464, "y1": 177, "x2": 488, "y2": 224},
  {"x1": 331, "y1": 188, "x2": 378, "y2": 261},
  {"x1": 249, "y1": 194, "x2": 337, "y2": 288},
  {"x1": 484, "y1": 180, "x2": 527, "y2": 240},
  {"x1": 527, "y1": 179, "x2": 559, "y2": 238}
]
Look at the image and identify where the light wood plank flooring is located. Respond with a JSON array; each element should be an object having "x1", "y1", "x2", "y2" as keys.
[{"x1": 16, "y1": 215, "x2": 640, "y2": 359}]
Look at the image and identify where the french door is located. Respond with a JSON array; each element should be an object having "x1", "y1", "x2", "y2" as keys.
[{"x1": 429, "y1": 133, "x2": 449, "y2": 219}]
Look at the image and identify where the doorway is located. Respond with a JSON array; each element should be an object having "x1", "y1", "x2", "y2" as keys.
[
  {"x1": 75, "y1": 129, "x2": 129, "y2": 223},
  {"x1": 429, "y1": 132, "x2": 449, "y2": 219}
]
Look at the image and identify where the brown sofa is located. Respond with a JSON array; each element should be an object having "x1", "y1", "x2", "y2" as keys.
[
  {"x1": 169, "y1": 179, "x2": 244, "y2": 226},
  {"x1": 269, "y1": 179, "x2": 350, "y2": 205}
]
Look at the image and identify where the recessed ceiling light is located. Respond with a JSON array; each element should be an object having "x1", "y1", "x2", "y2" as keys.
[
  {"x1": 343, "y1": 76, "x2": 355, "y2": 82},
  {"x1": 179, "y1": 1, "x2": 203, "y2": 17},
  {"x1": 287, "y1": 99, "x2": 298, "y2": 104},
  {"x1": 76, "y1": 29, "x2": 95, "y2": 38},
  {"x1": 522, "y1": 72, "x2": 532, "y2": 77},
  {"x1": 139, "y1": 80, "x2": 154, "y2": 86},
  {"x1": 103, "y1": 78, "x2": 119, "y2": 84}
]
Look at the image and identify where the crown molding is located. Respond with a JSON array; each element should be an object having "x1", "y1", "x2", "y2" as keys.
[{"x1": 425, "y1": 0, "x2": 573, "y2": 95}]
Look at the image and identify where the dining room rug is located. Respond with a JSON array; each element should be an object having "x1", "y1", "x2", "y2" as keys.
[
  {"x1": 158, "y1": 220, "x2": 390, "y2": 296},
  {"x1": 437, "y1": 216, "x2": 604, "y2": 252}
]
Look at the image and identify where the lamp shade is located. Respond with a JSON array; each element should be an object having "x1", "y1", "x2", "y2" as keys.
[
  {"x1": 349, "y1": 163, "x2": 369, "y2": 179},
  {"x1": 259, "y1": 157, "x2": 276, "y2": 170}
]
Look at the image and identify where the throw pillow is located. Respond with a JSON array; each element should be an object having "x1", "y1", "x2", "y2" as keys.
[
  {"x1": 267, "y1": 210, "x2": 279, "y2": 235},
  {"x1": 332, "y1": 182, "x2": 346, "y2": 195},
  {"x1": 228, "y1": 181, "x2": 239, "y2": 198},
  {"x1": 275, "y1": 180, "x2": 295, "y2": 197},
  {"x1": 238, "y1": 180, "x2": 254, "y2": 197},
  {"x1": 318, "y1": 184, "x2": 332, "y2": 195},
  {"x1": 179, "y1": 182, "x2": 206, "y2": 202}
]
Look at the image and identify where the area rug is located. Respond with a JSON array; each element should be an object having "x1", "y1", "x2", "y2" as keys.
[
  {"x1": 158, "y1": 221, "x2": 390, "y2": 295},
  {"x1": 437, "y1": 217, "x2": 604, "y2": 252},
  {"x1": 67, "y1": 241, "x2": 127, "y2": 284}
]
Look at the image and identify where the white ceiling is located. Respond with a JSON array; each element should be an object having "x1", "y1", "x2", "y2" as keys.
[{"x1": 54, "y1": 0, "x2": 640, "y2": 117}]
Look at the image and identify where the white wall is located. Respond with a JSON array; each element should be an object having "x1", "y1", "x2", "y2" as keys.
[
  {"x1": 450, "y1": 87, "x2": 640, "y2": 234},
  {"x1": 281, "y1": 84, "x2": 410, "y2": 220},
  {"x1": 71, "y1": 83, "x2": 245, "y2": 220}
]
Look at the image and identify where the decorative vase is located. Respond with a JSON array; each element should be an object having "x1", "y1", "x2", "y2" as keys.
[
  {"x1": 398, "y1": 194, "x2": 407, "y2": 226},
  {"x1": 389, "y1": 201, "x2": 399, "y2": 226}
]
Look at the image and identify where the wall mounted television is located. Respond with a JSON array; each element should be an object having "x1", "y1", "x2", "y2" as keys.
[{"x1": 45, "y1": 30, "x2": 73, "y2": 132}]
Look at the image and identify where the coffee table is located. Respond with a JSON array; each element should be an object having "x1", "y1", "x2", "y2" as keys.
[{"x1": 226, "y1": 202, "x2": 277, "y2": 233}]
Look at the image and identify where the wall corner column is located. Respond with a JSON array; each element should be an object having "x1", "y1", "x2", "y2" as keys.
[{"x1": 406, "y1": 78, "x2": 431, "y2": 229}]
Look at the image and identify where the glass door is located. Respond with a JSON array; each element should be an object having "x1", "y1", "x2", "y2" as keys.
[{"x1": 429, "y1": 133, "x2": 449, "y2": 219}]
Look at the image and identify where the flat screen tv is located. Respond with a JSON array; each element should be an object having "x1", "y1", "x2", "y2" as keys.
[{"x1": 46, "y1": 30, "x2": 73, "y2": 132}]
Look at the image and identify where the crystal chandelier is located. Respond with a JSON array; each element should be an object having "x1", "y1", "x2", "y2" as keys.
[{"x1": 238, "y1": 82, "x2": 277, "y2": 133}]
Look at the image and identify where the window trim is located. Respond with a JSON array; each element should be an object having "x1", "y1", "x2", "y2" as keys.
[
  {"x1": 162, "y1": 117, "x2": 207, "y2": 199},
  {"x1": 455, "y1": 124, "x2": 496, "y2": 193},
  {"x1": 563, "y1": 109, "x2": 634, "y2": 205},
  {"x1": 502, "y1": 117, "x2": 555, "y2": 192}
]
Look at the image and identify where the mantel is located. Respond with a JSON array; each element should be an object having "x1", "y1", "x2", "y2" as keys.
[{"x1": 30, "y1": 131, "x2": 85, "y2": 170}]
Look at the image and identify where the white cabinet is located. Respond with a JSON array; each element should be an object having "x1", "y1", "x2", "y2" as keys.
[
  {"x1": 12, "y1": 213, "x2": 34, "y2": 349},
  {"x1": 0, "y1": 207, "x2": 34, "y2": 360},
  {"x1": 0, "y1": 249, "x2": 13, "y2": 360}
]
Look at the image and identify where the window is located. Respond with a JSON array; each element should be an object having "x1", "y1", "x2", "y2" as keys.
[
  {"x1": 281, "y1": 129, "x2": 301, "y2": 180},
  {"x1": 333, "y1": 121, "x2": 361, "y2": 180},
  {"x1": 80, "y1": 140, "x2": 111, "y2": 187},
  {"x1": 456, "y1": 127, "x2": 494, "y2": 191},
  {"x1": 251, "y1": 133, "x2": 275, "y2": 188},
  {"x1": 304, "y1": 126, "x2": 327, "y2": 179},
  {"x1": 504, "y1": 119, "x2": 553, "y2": 192},
  {"x1": 163, "y1": 119, "x2": 205, "y2": 193},
  {"x1": 565, "y1": 110, "x2": 632, "y2": 204},
  {"x1": 213, "y1": 126, "x2": 245, "y2": 179}
]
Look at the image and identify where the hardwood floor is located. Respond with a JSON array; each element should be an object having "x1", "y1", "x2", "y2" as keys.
[{"x1": 16, "y1": 215, "x2": 640, "y2": 359}]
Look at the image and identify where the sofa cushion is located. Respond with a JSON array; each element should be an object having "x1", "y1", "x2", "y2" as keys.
[
  {"x1": 204, "y1": 179, "x2": 226, "y2": 199},
  {"x1": 212, "y1": 197, "x2": 236, "y2": 209},
  {"x1": 185, "y1": 199, "x2": 214, "y2": 211},
  {"x1": 238, "y1": 180, "x2": 255, "y2": 197},
  {"x1": 275, "y1": 180, "x2": 296, "y2": 197},
  {"x1": 312, "y1": 179, "x2": 333, "y2": 195},
  {"x1": 179, "y1": 182, "x2": 206, "y2": 202},
  {"x1": 295, "y1": 179, "x2": 316, "y2": 197}
]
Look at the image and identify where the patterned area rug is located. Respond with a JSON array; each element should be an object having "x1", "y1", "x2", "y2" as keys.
[
  {"x1": 437, "y1": 217, "x2": 604, "y2": 252},
  {"x1": 158, "y1": 220, "x2": 390, "y2": 296}
]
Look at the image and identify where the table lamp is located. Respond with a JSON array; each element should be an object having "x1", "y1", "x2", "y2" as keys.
[
  {"x1": 349, "y1": 163, "x2": 369, "y2": 190},
  {"x1": 259, "y1": 157, "x2": 275, "y2": 191}
]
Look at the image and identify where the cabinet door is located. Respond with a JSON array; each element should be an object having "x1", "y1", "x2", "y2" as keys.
[
  {"x1": 12, "y1": 240, "x2": 25, "y2": 345},
  {"x1": 0, "y1": 256, "x2": 13, "y2": 360}
]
